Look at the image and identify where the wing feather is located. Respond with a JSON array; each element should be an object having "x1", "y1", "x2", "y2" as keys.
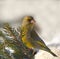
[{"x1": 31, "y1": 30, "x2": 46, "y2": 47}]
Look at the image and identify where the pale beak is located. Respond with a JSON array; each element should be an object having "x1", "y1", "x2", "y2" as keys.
[{"x1": 31, "y1": 20, "x2": 36, "y2": 24}]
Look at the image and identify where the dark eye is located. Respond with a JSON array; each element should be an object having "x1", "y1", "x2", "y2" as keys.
[
  {"x1": 28, "y1": 19, "x2": 32, "y2": 22},
  {"x1": 28, "y1": 16, "x2": 33, "y2": 22}
]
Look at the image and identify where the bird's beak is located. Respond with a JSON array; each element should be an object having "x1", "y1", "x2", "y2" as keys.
[{"x1": 31, "y1": 20, "x2": 36, "y2": 24}]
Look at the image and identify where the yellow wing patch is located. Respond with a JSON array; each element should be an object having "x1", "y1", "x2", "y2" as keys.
[{"x1": 37, "y1": 41, "x2": 46, "y2": 47}]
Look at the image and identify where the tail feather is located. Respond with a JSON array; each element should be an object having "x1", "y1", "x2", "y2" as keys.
[
  {"x1": 49, "y1": 51, "x2": 57, "y2": 57},
  {"x1": 44, "y1": 47, "x2": 58, "y2": 57}
]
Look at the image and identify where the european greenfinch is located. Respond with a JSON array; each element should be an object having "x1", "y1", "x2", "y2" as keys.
[{"x1": 21, "y1": 16, "x2": 57, "y2": 57}]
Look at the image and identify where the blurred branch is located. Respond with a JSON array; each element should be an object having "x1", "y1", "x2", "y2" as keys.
[{"x1": 0, "y1": 23, "x2": 37, "y2": 59}]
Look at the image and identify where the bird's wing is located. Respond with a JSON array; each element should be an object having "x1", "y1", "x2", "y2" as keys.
[
  {"x1": 31, "y1": 30, "x2": 46, "y2": 47},
  {"x1": 31, "y1": 30, "x2": 58, "y2": 57}
]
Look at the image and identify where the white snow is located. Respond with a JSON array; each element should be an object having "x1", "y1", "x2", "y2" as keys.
[{"x1": 5, "y1": 47, "x2": 15, "y2": 53}]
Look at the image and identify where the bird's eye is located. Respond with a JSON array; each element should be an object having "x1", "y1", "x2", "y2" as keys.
[
  {"x1": 27, "y1": 16, "x2": 34, "y2": 22},
  {"x1": 28, "y1": 19, "x2": 32, "y2": 22}
]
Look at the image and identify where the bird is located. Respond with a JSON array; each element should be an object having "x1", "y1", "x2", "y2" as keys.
[{"x1": 21, "y1": 16, "x2": 57, "y2": 57}]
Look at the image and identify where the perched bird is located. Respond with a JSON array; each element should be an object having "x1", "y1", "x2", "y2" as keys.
[{"x1": 21, "y1": 16, "x2": 57, "y2": 57}]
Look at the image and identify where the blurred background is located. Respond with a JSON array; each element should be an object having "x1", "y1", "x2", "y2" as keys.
[{"x1": 0, "y1": 0, "x2": 60, "y2": 59}]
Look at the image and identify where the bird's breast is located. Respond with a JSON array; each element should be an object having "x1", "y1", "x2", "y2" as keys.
[{"x1": 22, "y1": 36, "x2": 34, "y2": 49}]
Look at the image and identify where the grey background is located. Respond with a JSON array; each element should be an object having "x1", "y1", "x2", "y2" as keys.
[{"x1": 0, "y1": 0, "x2": 60, "y2": 59}]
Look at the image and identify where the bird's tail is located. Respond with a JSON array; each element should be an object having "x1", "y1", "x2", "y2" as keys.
[
  {"x1": 49, "y1": 50, "x2": 57, "y2": 57},
  {"x1": 46, "y1": 47, "x2": 57, "y2": 57}
]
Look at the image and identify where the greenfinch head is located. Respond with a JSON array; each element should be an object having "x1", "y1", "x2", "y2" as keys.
[
  {"x1": 21, "y1": 16, "x2": 35, "y2": 30},
  {"x1": 22, "y1": 16, "x2": 35, "y2": 24}
]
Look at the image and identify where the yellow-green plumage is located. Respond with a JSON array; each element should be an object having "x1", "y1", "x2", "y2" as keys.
[{"x1": 21, "y1": 16, "x2": 57, "y2": 57}]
